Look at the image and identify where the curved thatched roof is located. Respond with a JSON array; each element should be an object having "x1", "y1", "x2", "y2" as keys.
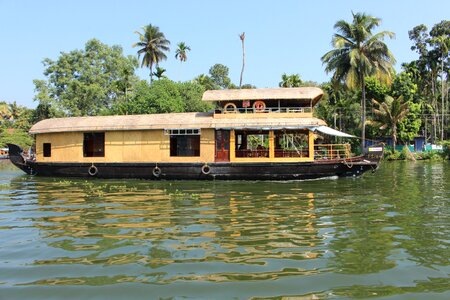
[
  {"x1": 202, "y1": 87, "x2": 324, "y2": 106},
  {"x1": 29, "y1": 112, "x2": 326, "y2": 134}
]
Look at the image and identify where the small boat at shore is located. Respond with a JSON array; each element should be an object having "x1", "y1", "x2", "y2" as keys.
[
  {"x1": 8, "y1": 87, "x2": 383, "y2": 180},
  {"x1": 0, "y1": 148, "x2": 9, "y2": 159}
]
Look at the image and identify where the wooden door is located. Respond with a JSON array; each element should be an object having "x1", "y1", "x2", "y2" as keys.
[{"x1": 215, "y1": 130, "x2": 230, "y2": 162}]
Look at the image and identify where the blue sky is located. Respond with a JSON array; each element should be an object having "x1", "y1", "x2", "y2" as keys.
[{"x1": 1, "y1": 0, "x2": 449, "y2": 108}]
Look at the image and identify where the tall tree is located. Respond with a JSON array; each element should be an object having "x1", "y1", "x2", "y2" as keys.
[
  {"x1": 239, "y1": 32, "x2": 245, "y2": 88},
  {"x1": 430, "y1": 21, "x2": 450, "y2": 141},
  {"x1": 209, "y1": 64, "x2": 232, "y2": 89},
  {"x1": 133, "y1": 24, "x2": 170, "y2": 82},
  {"x1": 321, "y1": 12, "x2": 396, "y2": 150},
  {"x1": 372, "y1": 95, "x2": 409, "y2": 150},
  {"x1": 409, "y1": 21, "x2": 450, "y2": 141},
  {"x1": 34, "y1": 39, "x2": 138, "y2": 116},
  {"x1": 175, "y1": 42, "x2": 191, "y2": 63}
]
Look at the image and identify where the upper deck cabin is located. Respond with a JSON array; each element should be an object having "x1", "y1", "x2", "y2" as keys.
[{"x1": 202, "y1": 87, "x2": 323, "y2": 118}]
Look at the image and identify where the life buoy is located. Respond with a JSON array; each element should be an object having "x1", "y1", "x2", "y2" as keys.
[
  {"x1": 253, "y1": 100, "x2": 266, "y2": 112},
  {"x1": 29, "y1": 167, "x2": 37, "y2": 176},
  {"x1": 88, "y1": 165, "x2": 98, "y2": 176},
  {"x1": 201, "y1": 164, "x2": 211, "y2": 175},
  {"x1": 223, "y1": 102, "x2": 238, "y2": 113},
  {"x1": 153, "y1": 166, "x2": 161, "y2": 177}
]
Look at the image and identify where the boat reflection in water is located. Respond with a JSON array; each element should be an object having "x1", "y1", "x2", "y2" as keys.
[{"x1": 2, "y1": 161, "x2": 449, "y2": 298}]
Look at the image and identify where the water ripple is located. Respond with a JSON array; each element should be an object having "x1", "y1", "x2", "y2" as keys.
[{"x1": 0, "y1": 161, "x2": 449, "y2": 299}]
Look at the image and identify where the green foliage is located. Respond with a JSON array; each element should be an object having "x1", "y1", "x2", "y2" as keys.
[
  {"x1": 365, "y1": 76, "x2": 390, "y2": 102},
  {"x1": 193, "y1": 74, "x2": 218, "y2": 90},
  {"x1": 391, "y1": 71, "x2": 419, "y2": 102},
  {"x1": 31, "y1": 102, "x2": 65, "y2": 124},
  {"x1": 0, "y1": 128, "x2": 34, "y2": 149},
  {"x1": 384, "y1": 149, "x2": 403, "y2": 160},
  {"x1": 178, "y1": 81, "x2": 213, "y2": 112},
  {"x1": 372, "y1": 95, "x2": 409, "y2": 149},
  {"x1": 279, "y1": 73, "x2": 303, "y2": 87},
  {"x1": 109, "y1": 79, "x2": 211, "y2": 115},
  {"x1": 209, "y1": 64, "x2": 232, "y2": 89},
  {"x1": 408, "y1": 20, "x2": 450, "y2": 141},
  {"x1": 34, "y1": 39, "x2": 139, "y2": 117},
  {"x1": 415, "y1": 150, "x2": 444, "y2": 160},
  {"x1": 383, "y1": 147, "x2": 413, "y2": 160},
  {"x1": 440, "y1": 140, "x2": 450, "y2": 159},
  {"x1": 316, "y1": 83, "x2": 361, "y2": 134},
  {"x1": 240, "y1": 84, "x2": 256, "y2": 89},
  {"x1": 397, "y1": 101, "x2": 422, "y2": 142},
  {"x1": 152, "y1": 67, "x2": 167, "y2": 80},
  {"x1": 0, "y1": 101, "x2": 33, "y2": 131}
]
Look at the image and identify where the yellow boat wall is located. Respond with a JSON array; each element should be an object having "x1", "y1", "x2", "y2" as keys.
[{"x1": 35, "y1": 129, "x2": 216, "y2": 163}]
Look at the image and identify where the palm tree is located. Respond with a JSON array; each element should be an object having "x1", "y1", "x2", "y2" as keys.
[
  {"x1": 175, "y1": 42, "x2": 191, "y2": 63},
  {"x1": 193, "y1": 74, "x2": 217, "y2": 90},
  {"x1": 152, "y1": 67, "x2": 167, "y2": 80},
  {"x1": 372, "y1": 95, "x2": 409, "y2": 150},
  {"x1": 133, "y1": 24, "x2": 170, "y2": 82},
  {"x1": 321, "y1": 12, "x2": 396, "y2": 150},
  {"x1": 279, "y1": 73, "x2": 302, "y2": 87},
  {"x1": 239, "y1": 32, "x2": 245, "y2": 88}
]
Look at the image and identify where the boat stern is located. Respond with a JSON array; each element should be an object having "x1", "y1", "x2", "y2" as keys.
[{"x1": 364, "y1": 145, "x2": 384, "y2": 164}]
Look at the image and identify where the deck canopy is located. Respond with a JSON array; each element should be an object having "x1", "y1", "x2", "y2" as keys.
[
  {"x1": 312, "y1": 126, "x2": 356, "y2": 138},
  {"x1": 29, "y1": 112, "x2": 326, "y2": 134},
  {"x1": 202, "y1": 87, "x2": 324, "y2": 106}
]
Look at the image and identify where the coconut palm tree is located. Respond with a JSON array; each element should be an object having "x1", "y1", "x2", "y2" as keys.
[
  {"x1": 152, "y1": 67, "x2": 167, "y2": 80},
  {"x1": 372, "y1": 95, "x2": 409, "y2": 150},
  {"x1": 321, "y1": 12, "x2": 396, "y2": 150},
  {"x1": 133, "y1": 24, "x2": 170, "y2": 82},
  {"x1": 175, "y1": 42, "x2": 191, "y2": 63},
  {"x1": 279, "y1": 73, "x2": 302, "y2": 87}
]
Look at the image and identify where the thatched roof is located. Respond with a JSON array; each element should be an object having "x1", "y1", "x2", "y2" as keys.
[
  {"x1": 202, "y1": 87, "x2": 324, "y2": 106},
  {"x1": 29, "y1": 112, "x2": 326, "y2": 134}
]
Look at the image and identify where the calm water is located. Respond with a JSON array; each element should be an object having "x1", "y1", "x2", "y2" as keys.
[{"x1": 0, "y1": 161, "x2": 449, "y2": 299}]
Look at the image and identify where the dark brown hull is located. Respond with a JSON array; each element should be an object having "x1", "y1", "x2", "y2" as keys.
[{"x1": 7, "y1": 144, "x2": 382, "y2": 180}]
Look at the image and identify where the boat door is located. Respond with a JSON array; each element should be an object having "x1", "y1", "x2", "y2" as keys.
[{"x1": 215, "y1": 130, "x2": 230, "y2": 162}]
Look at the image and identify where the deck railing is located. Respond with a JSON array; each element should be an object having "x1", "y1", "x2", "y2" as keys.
[
  {"x1": 235, "y1": 149, "x2": 269, "y2": 158},
  {"x1": 314, "y1": 144, "x2": 351, "y2": 159},
  {"x1": 215, "y1": 107, "x2": 312, "y2": 114},
  {"x1": 234, "y1": 144, "x2": 351, "y2": 159}
]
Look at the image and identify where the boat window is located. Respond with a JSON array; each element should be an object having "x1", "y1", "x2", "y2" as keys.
[
  {"x1": 235, "y1": 130, "x2": 269, "y2": 158},
  {"x1": 274, "y1": 130, "x2": 309, "y2": 158},
  {"x1": 43, "y1": 143, "x2": 51, "y2": 157},
  {"x1": 83, "y1": 132, "x2": 105, "y2": 157},
  {"x1": 165, "y1": 129, "x2": 200, "y2": 135},
  {"x1": 170, "y1": 135, "x2": 200, "y2": 157}
]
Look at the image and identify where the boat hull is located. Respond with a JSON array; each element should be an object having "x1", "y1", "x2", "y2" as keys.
[
  {"x1": 9, "y1": 160, "x2": 379, "y2": 180},
  {"x1": 7, "y1": 144, "x2": 382, "y2": 180}
]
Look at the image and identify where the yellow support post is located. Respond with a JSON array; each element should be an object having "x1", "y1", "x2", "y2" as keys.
[
  {"x1": 230, "y1": 130, "x2": 235, "y2": 161},
  {"x1": 269, "y1": 130, "x2": 275, "y2": 159},
  {"x1": 309, "y1": 130, "x2": 315, "y2": 159}
]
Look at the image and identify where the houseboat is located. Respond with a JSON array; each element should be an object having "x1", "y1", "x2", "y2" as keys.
[{"x1": 8, "y1": 87, "x2": 383, "y2": 180}]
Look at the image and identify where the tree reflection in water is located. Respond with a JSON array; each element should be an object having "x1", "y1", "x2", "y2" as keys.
[{"x1": 1, "y1": 161, "x2": 449, "y2": 299}]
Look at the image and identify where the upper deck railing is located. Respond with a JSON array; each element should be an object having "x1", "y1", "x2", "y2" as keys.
[{"x1": 215, "y1": 107, "x2": 313, "y2": 115}]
